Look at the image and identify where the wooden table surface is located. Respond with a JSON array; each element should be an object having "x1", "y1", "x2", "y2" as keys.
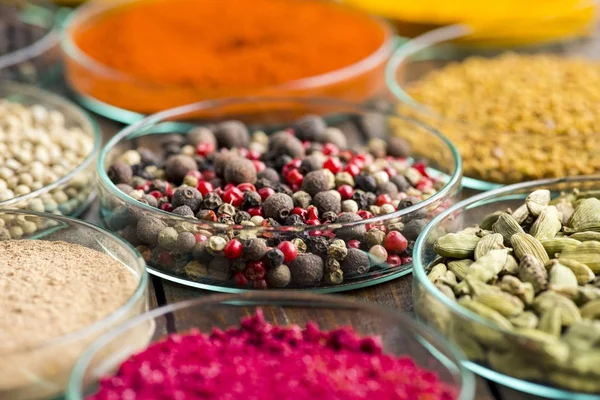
[{"x1": 74, "y1": 113, "x2": 550, "y2": 400}]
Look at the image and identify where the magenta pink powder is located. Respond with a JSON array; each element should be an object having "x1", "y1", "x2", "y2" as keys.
[{"x1": 88, "y1": 310, "x2": 457, "y2": 400}]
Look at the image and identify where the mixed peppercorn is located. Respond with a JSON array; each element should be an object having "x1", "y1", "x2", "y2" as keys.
[{"x1": 105, "y1": 114, "x2": 444, "y2": 289}]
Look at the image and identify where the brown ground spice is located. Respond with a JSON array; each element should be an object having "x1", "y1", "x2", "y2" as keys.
[{"x1": 0, "y1": 240, "x2": 138, "y2": 354}]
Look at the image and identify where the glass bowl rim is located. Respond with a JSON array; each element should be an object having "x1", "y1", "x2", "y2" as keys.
[
  {"x1": 66, "y1": 291, "x2": 476, "y2": 400},
  {"x1": 97, "y1": 95, "x2": 463, "y2": 233},
  {"x1": 60, "y1": 0, "x2": 396, "y2": 92},
  {"x1": 0, "y1": 208, "x2": 149, "y2": 357},
  {"x1": 0, "y1": 0, "x2": 59, "y2": 70},
  {"x1": 0, "y1": 81, "x2": 102, "y2": 208}
]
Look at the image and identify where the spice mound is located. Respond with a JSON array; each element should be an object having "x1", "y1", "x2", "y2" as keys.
[
  {"x1": 0, "y1": 100, "x2": 94, "y2": 216},
  {"x1": 398, "y1": 53, "x2": 600, "y2": 184},
  {"x1": 105, "y1": 114, "x2": 444, "y2": 289},
  {"x1": 423, "y1": 188, "x2": 600, "y2": 393},
  {"x1": 89, "y1": 310, "x2": 457, "y2": 399}
]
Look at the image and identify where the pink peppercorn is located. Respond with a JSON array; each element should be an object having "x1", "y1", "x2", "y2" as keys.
[
  {"x1": 286, "y1": 169, "x2": 304, "y2": 186},
  {"x1": 237, "y1": 183, "x2": 257, "y2": 192},
  {"x1": 160, "y1": 203, "x2": 174, "y2": 212},
  {"x1": 384, "y1": 231, "x2": 408, "y2": 254},
  {"x1": 148, "y1": 190, "x2": 162, "y2": 199},
  {"x1": 348, "y1": 240, "x2": 361, "y2": 249},
  {"x1": 338, "y1": 184, "x2": 354, "y2": 200},
  {"x1": 234, "y1": 272, "x2": 248, "y2": 287},
  {"x1": 196, "y1": 142, "x2": 214, "y2": 156},
  {"x1": 322, "y1": 143, "x2": 338, "y2": 155},
  {"x1": 307, "y1": 205, "x2": 319, "y2": 220},
  {"x1": 277, "y1": 241, "x2": 298, "y2": 263},
  {"x1": 258, "y1": 187, "x2": 275, "y2": 201},
  {"x1": 196, "y1": 181, "x2": 214, "y2": 196},
  {"x1": 253, "y1": 160, "x2": 266, "y2": 173},
  {"x1": 387, "y1": 254, "x2": 402, "y2": 267},
  {"x1": 323, "y1": 157, "x2": 342, "y2": 174},
  {"x1": 224, "y1": 239, "x2": 243, "y2": 259},
  {"x1": 344, "y1": 163, "x2": 361, "y2": 177},
  {"x1": 194, "y1": 233, "x2": 208, "y2": 243},
  {"x1": 248, "y1": 207, "x2": 262, "y2": 217}
]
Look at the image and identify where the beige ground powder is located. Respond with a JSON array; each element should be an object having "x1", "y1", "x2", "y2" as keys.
[{"x1": 0, "y1": 240, "x2": 138, "y2": 354}]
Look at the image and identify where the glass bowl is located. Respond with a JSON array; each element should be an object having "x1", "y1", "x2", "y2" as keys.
[
  {"x1": 0, "y1": 0, "x2": 61, "y2": 86},
  {"x1": 413, "y1": 175, "x2": 600, "y2": 399},
  {"x1": 386, "y1": 22, "x2": 600, "y2": 191},
  {"x1": 66, "y1": 292, "x2": 476, "y2": 400},
  {"x1": 0, "y1": 209, "x2": 148, "y2": 400},
  {"x1": 0, "y1": 81, "x2": 100, "y2": 219},
  {"x1": 61, "y1": 0, "x2": 396, "y2": 124},
  {"x1": 97, "y1": 96, "x2": 462, "y2": 293}
]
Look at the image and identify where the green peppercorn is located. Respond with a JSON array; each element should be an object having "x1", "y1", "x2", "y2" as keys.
[
  {"x1": 325, "y1": 257, "x2": 341, "y2": 272},
  {"x1": 327, "y1": 239, "x2": 348, "y2": 261},
  {"x1": 218, "y1": 203, "x2": 236, "y2": 216},
  {"x1": 324, "y1": 269, "x2": 344, "y2": 285},
  {"x1": 185, "y1": 261, "x2": 208, "y2": 280},
  {"x1": 292, "y1": 191, "x2": 312, "y2": 209},
  {"x1": 364, "y1": 227, "x2": 385, "y2": 247},
  {"x1": 266, "y1": 264, "x2": 291, "y2": 288},
  {"x1": 158, "y1": 227, "x2": 179, "y2": 249},
  {"x1": 183, "y1": 175, "x2": 199, "y2": 188},
  {"x1": 207, "y1": 235, "x2": 227, "y2": 254},
  {"x1": 335, "y1": 171, "x2": 354, "y2": 188},
  {"x1": 341, "y1": 248, "x2": 369, "y2": 277},
  {"x1": 291, "y1": 238, "x2": 307, "y2": 253}
]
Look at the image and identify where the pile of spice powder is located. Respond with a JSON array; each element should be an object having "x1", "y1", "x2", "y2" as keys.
[
  {"x1": 105, "y1": 114, "x2": 444, "y2": 289},
  {"x1": 89, "y1": 310, "x2": 457, "y2": 399},
  {"x1": 396, "y1": 53, "x2": 600, "y2": 184},
  {"x1": 0, "y1": 240, "x2": 138, "y2": 354}
]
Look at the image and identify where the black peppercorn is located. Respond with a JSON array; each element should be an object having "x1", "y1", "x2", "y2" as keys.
[
  {"x1": 224, "y1": 157, "x2": 257, "y2": 184},
  {"x1": 262, "y1": 193, "x2": 294, "y2": 220},
  {"x1": 172, "y1": 186, "x2": 203, "y2": 212},
  {"x1": 299, "y1": 155, "x2": 324, "y2": 175},
  {"x1": 234, "y1": 211, "x2": 251, "y2": 224},
  {"x1": 266, "y1": 236, "x2": 282, "y2": 247},
  {"x1": 265, "y1": 248, "x2": 285, "y2": 270},
  {"x1": 377, "y1": 181, "x2": 399, "y2": 197},
  {"x1": 293, "y1": 114, "x2": 326, "y2": 142},
  {"x1": 192, "y1": 241, "x2": 212, "y2": 263},
  {"x1": 187, "y1": 126, "x2": 217, "y2": 147},
  {"x1": 289, "y1": 253, "x2": 324, "y2": 287},
  {"x1": 255, "y1": 177, "x2": 276, "y2": 190},
  {"x1": 136, "y1": 216, "x2": 167, "y2": 246},
  {"x1": 107, "y1": 160, "x2": 133, "y2": 185},
  {"x1": 172, "y1": 205, "x2": 195, "y2": 217},
  {"x1": 284, "y1": 214, "x2": 305, "y2": 226},
  {"x1": 242, "y1": 238, "x2": 268, "y2": 261},
  {"x1": 312, "y1": 190, "x2": 341, "y2": 215},
  {"x1": 267, "y1": 264, "x2": 291, "y2": 288},
  {"x1": 302, "y1": 170, "x2": 329, "y2": 197},
  {"x1": 272, "y1": 154, "x2": 293, "y2": 170},
  {"x1": 202, "y1": 192, "x2": 223, "y2": 210},
  {"x1": 335, "y1": 212, "x2": 366, "y2": 241},
  {"x1": 218, "y1": 214, "x2": 234, "y2": 225},
  {"x1": 214, "y1": 120, "x2": 250, "y2": 149},
  {"x1": 341, "y1": 248, "x2": 369, "y2": 277},
  {"x1": 365, "y1": 192, "x2": 377, "y2": 206},
  {"x1": 391, "y1": 175, "x2": 411, "y2": 192},
  {"x1": 163, "y1": 143, "x2": 182, "y2": 158},
  {"x1": 257, "y1": 168, "x2": 280, "y2": 184},
  {"x1": 351, "y1": 191, "x2": 368, "y2": 210},
  {"x1": 402, "y1": 218, "x2": 429, "y2": 241},
  {"x1": 165, "y1": 154, "x2": 198, "y2": 183},
  {"x1": 194, "y1": 156, "x2": 209, "y2": 171},
  {"x1": 196, "y1": 209, "x2": 216, "y2": 221},
  {"x1": 230, "y1": 259, "x2": 247, "y2": 272},
  {"x1": 137, "y1": 147, "x2": 160, "y2": 166},
  {"x1": 387, "y1": 137, "x2": 411, "y2": 158},
  {"x1": 242, "y1": 191, "x2": 261, "y2": 210},
  {"x1": 141, "y1": 194, "x2": 158, "y2": 208},
  {"x1": 275, "y1": 184, "x2": 293, "y2": 197},
  {"x1": 308, "y1": 235, "x2": 329, "y2": 257},
  {"x1": 355, "y1": 174, "x2": 377, "y2": 192},
  {"x1": 322, "y1": 211, "x2": 338, "y2": 222}
]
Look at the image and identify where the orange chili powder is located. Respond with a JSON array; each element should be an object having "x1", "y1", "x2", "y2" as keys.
[{"x1": 67, "y1": 0, "x2": 391, "y2": 115}]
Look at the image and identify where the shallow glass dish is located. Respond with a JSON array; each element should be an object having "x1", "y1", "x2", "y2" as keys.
[
  {"x1": 0, "y1": 209, "x2": 148, "y2": 400},
  {"x1": 61, "y1": 0, "x2": 396, "y2": 124},
  {"x1": 386, "y1": 23, "x2": 600, "y2": 191},
  {"x1": 66, "y1": 292, "x2": 475, "y2": 400},
  {"x1": 413, "y1": 175, "x2": 600, "y2": 399},
  {"x1": 0, "y1": 0, "x2": 61, "y2": 86},
  {"x1": 0, "y1": 82, "x2": 100, "y2": 218},
  {"x1": 97, "y1": 96, "x2": 462, "y2": 293}
]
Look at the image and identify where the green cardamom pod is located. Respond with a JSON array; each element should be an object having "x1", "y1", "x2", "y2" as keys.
[
  {"x1": 566, "y1": 197, "x2": 600, "y2": 233},
  {"x1": 450, "y1": 328, "x2": 486, "y2": 361},
  {"x1": 530, "y1": 205, "x2": 562, "y2": 240},
  {"x1": 434, "y1": 233, "x2": 481, "y2": 259},
  {"x1": 467, "y1": 248, "x2": 509, "y2": 282},
  {"x1": 434, "y1": 282, "x2": 456, "y2": 301},
  {"x1": 498, "y1": 275, "x2": 535, "y2": 305},
  {"x1": 518, "y1": 254, "x2": 548, "y2": 293},
  {"x1": 569, "y1": 231, "x2": 600, "y2": 242},
  {"x1": 570, "y1": 351, "x2": 600, "y2": 377},
  {"x1": 511, "y1": 233, "x2": 549, "y2": 264},
  {"x1": 513, "y1": 328, "x2": 570, "y2": 366},
  {"x1": 580, "y1": 299, "x2": 600, "y2": 320},
  {"x1": 441, "y1": 270, "x2": 457, "y2": 287},
  {"x1": 548, "y1": 371, "x2": 600, "y2": 393},
  {"x1": 480, "y1": 210, "x2": 503, "y2": 230},
  {"x1": 554, "y1": 199, "x2": 575, "y2": 226},
  {"x1": 538, "y1": 308, "x2": 562, "y2": 337},
  {"x1": 563, "y1": 320, "x2": 600, "y2": 352},
  {"x1": 466, "y1": 276, "x2": 501, "y2": 296},
  {"x1": 533, "y1": 291, "x2": 581, "y2": 326},
  {"x1": 549, "y1": 258, "x2": 595, "y2": 285},
  {"x1": 540, "y1": 237, "x2": 581, "y2": 259},
  {"x1": 447, "y1": 259, "x2": 472, "y2": 281},
  {"x1": 577, "y1": 285, "x2": 600, "y2": 305},
  {"x1": 474, "y1": 290, "x2": 524, "y2": 317},
  {"x1": 427, "y1": 263, "x2": 447, "y2": 283},
  {"x1": 547, "y1": 260, "x2": 579, "y2": 293},
  {"x1": 502, "y1": 254, "x2": 519, "y2": 275},
  {"x1": 493, "y1": 213, "x2": 525, "y2": 244},
  {"x1": 453, "y1": 280, "x2": 471, "y2": 296},
  {"x1": 474, "y1": 233, "x2": 505, "y2": 260},
  {"x1": 526, "y1": 189, "x2": 551, "y2": 217},
  {"x1": 511, "y1": 203, "x2": 530, "y2": 224},
  {"x1": 559, "y1": 241, "x2": 600, "y2": 273},
  {"x1": 487, "y1": 350, "x2": 544, "y2": 381},
  {"x1": 509, "y1": 311, "x2": 539, "y2": 329},
  {"x1": 458, "y1": 298, "x2": 513, "y2": 330}
]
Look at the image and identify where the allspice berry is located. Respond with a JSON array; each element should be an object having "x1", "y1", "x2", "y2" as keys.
[
  {"x1": 322, "y1": 127, "x2": 347, "y2": 148},
  {"x1": 107, "y1": 161, "x2": 133, "y2": 185},
  {"x1": 289, "y1": 253, "x2": 324, "y2": 287},
  {"x1": 136, "y1": 216, "x2": 167, "y2": 246},
  {"x1": 377, "y1": 181, "x2": 399, "y2": 197},
  {"x1": 268, "y1": 131, "x2": 305, "y2": 159},
  {"x1": 192, "y1": 241, "x2": 212, "y2": 263},
  {"x1": 341, "y1": 247, "x2": 369, "y2": 277},
  {"x1": 292, "y1": 191, "x2": 311, "y2": 209},
  {"x1": 187, "y1": 126, "x2": 217, "y2": 147},
  {"x1": 172, "y1": 186, "x2": 203, "y2": 212},
  {"x1": 299, "y1": 154, "x2": 325, "y2": 174},
  {"x1": 224, "y1": 157, "x2": 257, "y2": 184},
  {"x1": 402, "y1": 218, "x2": 429, "y2": 241},
  {"x1": 302, "y1": 170, "x2": 329, "y2": 197},
  {"x1": 242, "y1": 238, "x2": 269, "y2": 261},
  {"x1": 207, "y1": 256, "x2": 231, "y2": 280},
  {"x1": 257, "y1": 168, "x2": 280, "y2": 183},
  {"x1": 335, "y1": 212, "x2": 366, "y2": 241},
  {"x1": 266, "y1": 264, "x2": 291, "y2": 288},
  {"x1": 213, "y1": 151, "x2": 237, "y2": 176},
  {"x1": 172, "y1": 205, "x2": 195, "y2": 217},
  {"x1": 165, "y1": 154, "x2": 198, "y2": 183},
  {"x1": 175, "y1": 231, "x2": 196, "y2": 252},
  {"x1": 262, "y1": 192, "x2": 294, "y2": 220},
  {"x1": 293, "y1": 114, "x2": 326, "y2": 142},
  {"x1": 387, "y1": 137, "x2": 411, "y2": 158},
  {"x1": 214, "y1": 120, "x2": 250, "y2": 149},
  {"x1": 312, "y1": 190, "x2": 341, "y2": 215}
]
